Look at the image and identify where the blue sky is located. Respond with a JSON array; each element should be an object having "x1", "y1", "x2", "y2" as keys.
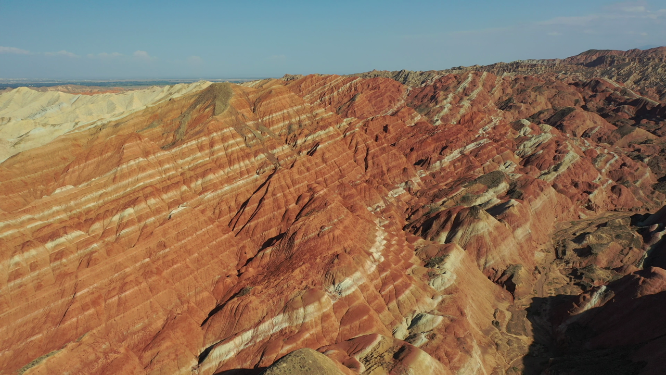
[{"x1": 0, "y1": 0, "x2": 664, "y2": 79}]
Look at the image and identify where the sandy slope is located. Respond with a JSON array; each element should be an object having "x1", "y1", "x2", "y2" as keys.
[{"x1": 0, "y1": 81, "x2": 211, "y2": 163}]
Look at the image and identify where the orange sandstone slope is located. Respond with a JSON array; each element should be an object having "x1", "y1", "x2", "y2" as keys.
[{"x1": 0, "y1": 67, "x2": 665, "y2": 375}]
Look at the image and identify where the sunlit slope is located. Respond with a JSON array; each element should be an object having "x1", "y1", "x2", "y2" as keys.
[{"x1": 0, "y1": 81, "x2": 211, "y2": 162}]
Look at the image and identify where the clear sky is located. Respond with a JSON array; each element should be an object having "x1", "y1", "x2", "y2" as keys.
[{"x1": 0, "y1": 0, "x2": 664, "y2": 79}]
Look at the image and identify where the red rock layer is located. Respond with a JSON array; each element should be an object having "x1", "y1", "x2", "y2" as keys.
[{"x1": 0, "y1": 67, "x2": 664, "y2": 374}]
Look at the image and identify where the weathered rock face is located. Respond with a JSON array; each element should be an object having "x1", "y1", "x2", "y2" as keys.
[
  {"x1": 355, "y1": 46, "x2": 666, "y2": 101},
  {"x1": 1, "y1": 47, "x2": 665, "y2": 375},
  {"x1": 261, "y1": 348, "x2": 349, "y2": 375},
  {"x1": 518, "y1": 208, "x2": 666, "y2": 375}
]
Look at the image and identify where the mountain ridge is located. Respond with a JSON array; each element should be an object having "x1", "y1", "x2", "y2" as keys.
[
  {"x1": 1, "y1": 47, "x2": 666, "y2": 375},
  {"x1": 351, "y1": 46, "x2": 666, "y2": 101}
]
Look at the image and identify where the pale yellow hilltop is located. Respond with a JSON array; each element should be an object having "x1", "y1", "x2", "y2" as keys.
[{"x1": 0, "y1": 81, "x2": 211, "y2": 163}]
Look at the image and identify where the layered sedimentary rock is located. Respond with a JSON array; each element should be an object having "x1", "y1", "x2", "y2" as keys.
[
  {"x1": 0, "y1": 81, "x2": 210, "y2": 162},
  {"x1": 1, "y1": 47, "x2": 665, "y2": 375},
  {"x1": 356, "y1": 47, "x2": 666, "y2": 101}
]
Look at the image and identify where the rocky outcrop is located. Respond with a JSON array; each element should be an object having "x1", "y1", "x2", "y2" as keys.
[
  {"x1": 1, "y1": 47, "x2": 665, "y2": 375},
  {"x1": 261, "y1": 348, "x2": 348, "y2": 375}
]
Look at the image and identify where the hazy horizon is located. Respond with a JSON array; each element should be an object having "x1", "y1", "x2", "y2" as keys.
[
  {"x1": 0, "y1": 77, "x2": 268, "y2": 82},
  {"x1": 1, "y1": 0, "x2": 665, "y2": 80}
]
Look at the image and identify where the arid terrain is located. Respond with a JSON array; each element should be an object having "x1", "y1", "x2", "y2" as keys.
[{"x1": 1, "y1": 47, "x2": 666, "y2": 375}]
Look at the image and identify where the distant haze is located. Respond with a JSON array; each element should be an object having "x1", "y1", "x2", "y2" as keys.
[{"x1": 1, "y1": 0, "x2": 665, "y2": 79}]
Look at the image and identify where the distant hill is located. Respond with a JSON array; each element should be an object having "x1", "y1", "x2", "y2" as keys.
[{"x1": 353, "y1": 46, "x2": 666, "y2": 101}]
